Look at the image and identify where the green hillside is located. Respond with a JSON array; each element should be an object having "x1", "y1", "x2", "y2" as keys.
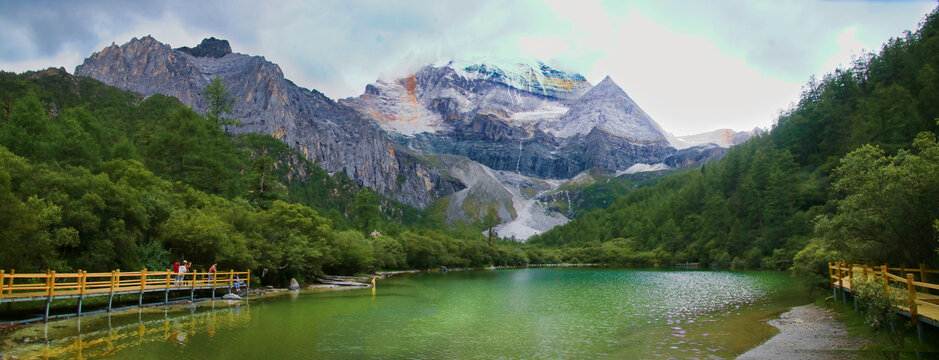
[
  {"x1": 0, "y1": 69, "x2": 528, "y2": 284},
  {"x1": 529, "y1": 9, "x2": 939, "y2": 283}
]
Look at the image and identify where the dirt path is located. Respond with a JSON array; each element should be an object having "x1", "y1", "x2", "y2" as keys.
[{"x1": 737, "y1": 304, "x2": 868, "y2": 359}]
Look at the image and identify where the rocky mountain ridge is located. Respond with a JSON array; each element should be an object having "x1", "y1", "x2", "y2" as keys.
[
  {"x1": 75, "y1": 36, "x2": 462, "y2": 208},
  {"x1": 73, "y1": 36, "x2": 755, "y2": 240},
  {"x1": 342, "y1": 62, "x2": 677, "y2": 180}
]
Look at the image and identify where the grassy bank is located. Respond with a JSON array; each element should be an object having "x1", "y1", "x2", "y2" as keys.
[{"x1": 820, "y1": 297, "x2": 939, "y2": 359}]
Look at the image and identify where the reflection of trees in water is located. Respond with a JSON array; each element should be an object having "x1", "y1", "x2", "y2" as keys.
[{"x1": 12, "y1": 301, "x2": 250, "y2": 359}]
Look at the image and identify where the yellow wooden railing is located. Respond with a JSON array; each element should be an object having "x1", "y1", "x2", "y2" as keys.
[
  {"x1": 829, "y1": 261, "x2": 939, "y2": 328},
  {"x1": 0, "y1": 269, "x2": 250, "y2": 301}
]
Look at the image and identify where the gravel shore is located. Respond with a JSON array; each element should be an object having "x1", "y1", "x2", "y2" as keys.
[{"x1": 737, "y1": 304, "x2": 868, "y2": 359}]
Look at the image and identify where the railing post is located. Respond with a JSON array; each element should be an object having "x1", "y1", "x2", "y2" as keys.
[
  {"x1": 906, "y1": 273, "x2": 918, "y2": 325},
  {"x1": 246, "y1": 270, "x2": 251, "y2": 301},
  {"x1": 6, "y1": 269, "x2": 13, "y2": 295},
  {"x1": 919, "y1": 264, "x2": 928, "y2": 294},
  {"x1": 881, "y1": 265, "x2": 889, "y2": 290},
  {"x1": 45, "y1": 270, "x2": 56, "y2": 322},
  {"x1": 139, "y1": 268, "x2": 147, "y2": 307},
  {"x1": 47, "y1": 270, "x2": 56, "y2": 297},
  {"x1": 0, "y1": 270, "x2": 5, "y2": 301},
  {"x1": 190, "y1": 271, "x2": 196, "y2": 301},
  {"x1": 78, "y1": 270, "x2": 88, "y2": 296},
  {"x1": 838, "y1": 262, "x2": 846, "y2": 304},
  {"x1": 108, "y1": 270, "x2": 116, "y2": 312},
  {"x1": 832, "y1": 262, "x2": 839, "y2": 301},
  {"x1": 828, "y1": 262, "x2": 834, "y2": 291},
  {"x1": 165, "y1": 269, "x2": 171, "y2": 305},
  {"x1": 853, "y1": 265, "x2": 860, "y2": 311},
  {"x1": 78, "y1": 270, "x2": 86, "y2": 317}
]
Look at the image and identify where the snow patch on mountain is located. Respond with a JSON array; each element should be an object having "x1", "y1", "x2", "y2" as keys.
[
  {"x1": 489, "y1": 195, "x2": 568, "y2": 241},
  {"x1": 508, "y1": 103, "x2": 569, "y2": 123},
  {"x1": 616, "y1": 163, "x2": 670, "y2": 176},
  {"x1": 446, "y1": 59, "x2": 591, "y2": 99}
]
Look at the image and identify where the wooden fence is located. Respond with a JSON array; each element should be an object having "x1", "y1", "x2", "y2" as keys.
[
  {"x1": 0, "y1": 268, "x2": 250, "y2": 322},
  {"x1": 829, "y1": 262, "x2": 939, "y2": 341}
]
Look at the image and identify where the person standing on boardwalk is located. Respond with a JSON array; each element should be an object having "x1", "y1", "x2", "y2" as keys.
[
  {"x1": 179, "y1": 260, "x2": 188, "y2": 286},
  {"x1": 173, "y1": 261, "x2": 181, "y2": 285},
  {"x1": 208, "y1": 263, "x2": 217, "y2": 281}
]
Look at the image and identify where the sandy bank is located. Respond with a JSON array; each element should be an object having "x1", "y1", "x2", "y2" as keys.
[{"x1": 737, "y1": 304, "x2": 868, "y2": 359}]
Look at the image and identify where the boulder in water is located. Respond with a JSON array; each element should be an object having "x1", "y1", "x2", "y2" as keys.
[
  {"x1": 289, "y1": 278, "x2": 301, "y2": 290},
  {"x1": 222, "y1": 293, "x2": 242, "y2": 300}
]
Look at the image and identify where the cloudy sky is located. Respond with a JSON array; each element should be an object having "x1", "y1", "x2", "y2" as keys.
[{"x1": 0, "y1": 0, "x2": 935, "y2": 135}]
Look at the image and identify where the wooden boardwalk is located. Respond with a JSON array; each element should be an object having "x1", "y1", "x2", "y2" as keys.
[
  {"x1": 829, "y1": 262, "x2": 939, "y2": 330},
  {"x1": 0, "y1": 269, "x2": 250, "y2": 322}
]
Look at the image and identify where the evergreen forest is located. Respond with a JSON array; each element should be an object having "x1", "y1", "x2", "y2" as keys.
[
  {"x1": 530, "y1": 9, "x2": 939, "y2": 287},
  {"x1": 0, "y1": 70, "x2": 530, "y2": 286}
]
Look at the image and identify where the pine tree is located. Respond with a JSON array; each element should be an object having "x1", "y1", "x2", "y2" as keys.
[{"x1": 203, "y1": 76, "x2": 237, "y2": 125}]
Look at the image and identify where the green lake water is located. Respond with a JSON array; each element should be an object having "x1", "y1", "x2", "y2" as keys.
[{"x1": 2, "y1": 268, "x2": 809, "y2": 359}]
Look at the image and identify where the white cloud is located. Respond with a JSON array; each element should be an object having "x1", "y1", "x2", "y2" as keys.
[
  {"x1": 0, "y1": 0, "x2": 934, "y2": 135},
  {"x1": 587, "y1": 12, "x2": 802, "y2": 135},
  {"x1": 817, "y1": 27, "x2": 869, "y2": 75},
  {"x1": 0, "y1": 46, "x2": 85, "y2": 74},
  {"x1": 517, "y1": 36, "x2": 570, "y2": 62}
]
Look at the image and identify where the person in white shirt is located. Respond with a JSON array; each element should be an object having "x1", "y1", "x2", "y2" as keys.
[{"x1": 179, "y1": 260, "x2": 189, "y2": 285}]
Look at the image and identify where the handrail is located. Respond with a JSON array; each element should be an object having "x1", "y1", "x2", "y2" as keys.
[
  {"x1": 828, "y1": 262, "x2": 938, "y2": 326},
  {"x1": 0, "y1": 269, "x2": 249, "y2": 300}
]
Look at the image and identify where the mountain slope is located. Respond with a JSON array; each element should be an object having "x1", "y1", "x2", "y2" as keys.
[
  {"x1": 425, "y1": 155, "x2": 568, "y2": 240},
  {"x1": 75, "y1": 36, "x2": 462, "y2": 208},
  {"x1": 73, "y1": 36, "x2": 754, "y2": 239},
  {"x1": 343, "y1": 63, "x2": 676, "y2": 179},
  {"x1": 530, "y1": 7, "x2": 939, "y2": 271},
  {"x1": 0, "y1": 68, "x2": 534, "y2": 276}
]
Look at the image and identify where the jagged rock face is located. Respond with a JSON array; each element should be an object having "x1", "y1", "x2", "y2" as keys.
[
  {"x1": 430, "y1": 155, "x2": 568, "y2": 241},
  {"x1": 548, "y1": 76, "x2": 670, "y2": 142},
  {"x1": 75, "y1": 36, "x2": 462, "y2": 208},
  {"x1": 343, "y1": 64, "x2": 677, "y2": 179},
  {"x1": 175, "y1": 37, "x2": 232, "y2": 58},
  {"x1": 71, "y1": 36, "x2": 756, "y2": 239}
]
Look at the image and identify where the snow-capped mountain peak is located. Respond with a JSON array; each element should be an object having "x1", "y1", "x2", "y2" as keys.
[
  {"x1": 544, "y1": 75, "x2": 670, "y2": 142},
  {"x1": 446, "y1": 59, "x2": 592, "y2": 99}
]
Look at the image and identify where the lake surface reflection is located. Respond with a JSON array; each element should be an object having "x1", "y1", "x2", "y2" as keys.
[{"x1": 1, "y1": 268, "x2": 808, "y2": 359}]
